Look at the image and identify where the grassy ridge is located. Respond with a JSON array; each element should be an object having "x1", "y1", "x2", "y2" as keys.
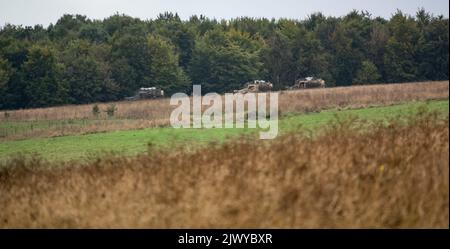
[{"x1": 0, "y1": 100, "x2": 448, "y2": 162}]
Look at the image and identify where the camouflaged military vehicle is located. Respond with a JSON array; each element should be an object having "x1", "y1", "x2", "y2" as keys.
[
  {"x1": 125, "y1": 87, "x2": 165, "y2": 100},
  {"x1": 288, "y1": 77, "x2": 326, "y2": 90},
  {"x1": 234, "y1": 80, "x2": 273, "y2": 94}
]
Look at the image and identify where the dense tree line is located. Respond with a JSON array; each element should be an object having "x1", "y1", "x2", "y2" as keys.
[{"x1": 0, "y1": 10, "x2": 448, "y2": 109}]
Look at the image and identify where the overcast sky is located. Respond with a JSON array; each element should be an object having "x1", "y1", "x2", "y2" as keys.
[{"x1": 0, "y1": 0, "x2": 448, "y2": 27}]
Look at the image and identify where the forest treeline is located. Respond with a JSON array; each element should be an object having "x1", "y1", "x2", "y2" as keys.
[{"x1": 0, "y1": 9, "x2": 448, "y2": 109}]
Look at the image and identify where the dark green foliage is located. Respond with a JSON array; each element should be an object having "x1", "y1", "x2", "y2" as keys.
[
  {"x1": 353, "y1": 60, "x2": 381, "y2": 84},
  {"x1": 21, "y1": 45, "x2": 68, "y2": 107},
  {"x1": 0, "y1": 57, "x2": 13, "y2": 92},
  {"x1": 188, "y1": 28, "x2": 262, "y2": 92},
  {"x1": 262, "y1": 31, "x2": 294, "y2": 88},
  {"x1": 384, "y1": 11, "x2": 421, "y2": 82},
  {"x1": 147, "y1": 35, "x2": 191, "y2": 94},
  {"x1": 110, "y1": 27, "x2": 152, "y2": 96},
  {"x1": 61, "y1": 40, "x2": 119, "y2": 104},
  {"x1": 0, "y1": 10, "x2": 448, "y2": 109}
]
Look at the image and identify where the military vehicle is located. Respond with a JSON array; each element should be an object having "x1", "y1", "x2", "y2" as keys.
[
  {"x1": 288, "y1": 77, "x2": 326, "y2": 90},
  {"x1": 125, "y1": 87, "x2": 164, "y2": 100},
  {"x1": 234, "y1": 80, "x2": 273, "y2": 94}
]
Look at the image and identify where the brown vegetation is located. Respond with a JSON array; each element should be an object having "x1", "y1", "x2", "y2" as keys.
[
  {"x1": 1, "y1": 112, "x2": 448, "y2": 228},
  {"x1": 278, "y1": 81, "x2": 449, "y2": 113},
  {"x1": 0, "y1": 81, "x2": 448, "y2": 141},
  {"x1": 0, "y1": 81, "x2": 449, "y2": 140},
  {"x1": 2, "y1": 81, "x2": 449, "y2": 121}
]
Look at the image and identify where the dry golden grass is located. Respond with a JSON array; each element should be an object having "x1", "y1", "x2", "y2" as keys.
[
  {"x1": 2, "y1": 81, "x2": 449, "y2": 121},
  {"x1": 1, "y1": 98, "x2": 172, "y2": 121},
  {"x1": 278, "y1": 81, "x2": 449, "y2": 113},
  {"x1": 0, "y1": 119, "x2": 169, "y2": 141},
  {"x1": 0, "y1": 112, "x2": 448, "y2": 228},
  {"x1": 0, "y1": 81, "x2": 448, "y2": 141}
]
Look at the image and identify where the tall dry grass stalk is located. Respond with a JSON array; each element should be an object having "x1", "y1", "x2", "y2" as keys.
[{"x1": 0, "y1": 112, "x2": 448, "y2": 228}]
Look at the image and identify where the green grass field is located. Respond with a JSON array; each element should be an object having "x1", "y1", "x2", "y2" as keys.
[{"x1": 0, "y1": 100, "x2": 448, "y2": 162}]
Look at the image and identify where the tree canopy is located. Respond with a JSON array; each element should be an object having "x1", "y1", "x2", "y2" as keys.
[{"x1": 0, "y1": 10, "x2": 448, "y2": 109}]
